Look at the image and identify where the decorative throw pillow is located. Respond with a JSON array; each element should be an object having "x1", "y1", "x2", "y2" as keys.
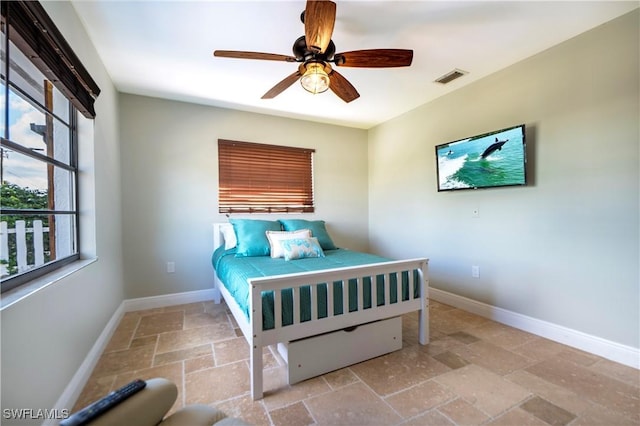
[
  {"x1": 279, "y1": 219, "x2": 337, "y2": 250},
  {"x1": 266, "y1": 229, "x2": 312, "y2": 258},
  {"x1": 219, "y1": 223, "x2": 237, "y2": 250},
  {"x1": 281, "y1": 237, "x2": 325, "y2": 261},
  {"x1": 230, "y1": 219, "x2": 282, "y2": 257}
]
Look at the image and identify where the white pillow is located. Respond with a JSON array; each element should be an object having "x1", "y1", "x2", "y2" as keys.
[
  {"x1": 220, "y1": 223, "x2": 237, "y2": 250},
  {"x1": 266, "y1": 229, "x2": 312, "y2": 258}
]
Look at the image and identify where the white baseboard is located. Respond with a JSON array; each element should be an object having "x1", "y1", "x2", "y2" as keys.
[
  {"x1": 429, "y1": 287, "x2": 640, "y2": 370},
  {"x1": 122, "y1": 288, "x2": 218, "y2": 312},
  {"x1": 50, "y1": 288, "x2": 219, "y2": 421}
]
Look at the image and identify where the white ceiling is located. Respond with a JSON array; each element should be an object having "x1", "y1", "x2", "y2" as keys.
[{"x1": 71, "y1": 1, "x2": 638, "y2": 129}]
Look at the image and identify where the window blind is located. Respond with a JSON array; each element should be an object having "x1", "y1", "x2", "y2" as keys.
[{"x1": 218, "y1": 140, "x2": 315, "y2": 213}]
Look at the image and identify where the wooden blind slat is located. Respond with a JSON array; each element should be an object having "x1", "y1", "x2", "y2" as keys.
[{"x1": 218, "y1": 140, "x2": 315, "y2": 213}]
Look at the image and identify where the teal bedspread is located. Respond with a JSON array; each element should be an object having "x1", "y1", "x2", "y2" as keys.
[{"x1": 212, "y1": 247, "x2": 420, "y2": 330}]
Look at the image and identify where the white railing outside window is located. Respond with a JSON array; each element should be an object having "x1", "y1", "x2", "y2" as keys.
[{"x1": 0, "y1": 220, "x2": 49, "y2": 277}]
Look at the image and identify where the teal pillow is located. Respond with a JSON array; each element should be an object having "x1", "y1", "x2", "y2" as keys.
[
  {"x1": 281, "y1": 237, "x2": 325, "y2": 261},
  {"x1": 230, "y1": 219, "x2": 282, "y2": 257},
  {"x1": 279, "y1": 219, "x2": 337, "y2": 250}
]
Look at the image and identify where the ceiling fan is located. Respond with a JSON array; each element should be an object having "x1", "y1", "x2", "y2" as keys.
[{"x1": 213, "y1": 0, "x2": 413, "y2": 103}]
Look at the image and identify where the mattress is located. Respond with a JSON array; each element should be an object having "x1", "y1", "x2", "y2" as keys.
[{"x1": 212, "y1": 246, "x2": 420, "y2": 330}]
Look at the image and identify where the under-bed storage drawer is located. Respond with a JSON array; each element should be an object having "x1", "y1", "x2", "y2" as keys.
[{"x1": 279, "y1": 316, "x2": 402, "y2": 384}]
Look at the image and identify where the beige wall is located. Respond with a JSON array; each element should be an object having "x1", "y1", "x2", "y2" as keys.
[
  {"x1": 368, "y1": 10, "x2": 639, "y2": 348},
  {"x1": 119, "y1": 95, "x2": 369, "y2": 299},
  {"x1": 0, "y1": 1, "x2": 125, "y2": 419}
]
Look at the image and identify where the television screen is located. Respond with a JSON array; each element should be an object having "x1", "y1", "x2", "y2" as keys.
[{"x1": 435, "y1": 124, "x2": 526, "y2": 192}]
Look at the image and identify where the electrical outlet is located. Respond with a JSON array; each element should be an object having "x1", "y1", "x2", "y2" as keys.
[
  {"x1": 167, "y1": 261, "x2": 175, "y2": 273},
  {"x1": 472, "y1": 265, "x2": 480, "y2": 278}
]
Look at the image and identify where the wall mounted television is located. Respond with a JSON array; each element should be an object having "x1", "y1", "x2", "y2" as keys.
[{"x1": 435, "y1": 124, "x2": 527, "y2": 192}]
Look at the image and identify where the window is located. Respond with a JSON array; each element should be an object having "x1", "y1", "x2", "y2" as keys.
[
  {"x1": 1, "y1": 1, "x2": 100, "y2": 292},
  {"x1": 218, "y1": 140, "x2": 315, "y2": 213}
]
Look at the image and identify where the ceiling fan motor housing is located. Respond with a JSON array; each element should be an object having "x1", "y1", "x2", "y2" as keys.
[{"x1": 293, "y1": 36, "x2": 335, "y2": 62}]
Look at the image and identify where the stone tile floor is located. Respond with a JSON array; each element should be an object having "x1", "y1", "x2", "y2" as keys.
[{"x1": 73, "y1": 300, "x2": 639, "y2": 425}]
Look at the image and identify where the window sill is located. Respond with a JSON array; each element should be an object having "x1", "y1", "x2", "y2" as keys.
[{"x1": 0, "y1": 258, "x2": 97, "y2": 311}]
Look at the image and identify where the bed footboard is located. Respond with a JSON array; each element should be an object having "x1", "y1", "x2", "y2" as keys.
[{"x1": 247, "y1": 258, "x2": 429, "y2": 400}]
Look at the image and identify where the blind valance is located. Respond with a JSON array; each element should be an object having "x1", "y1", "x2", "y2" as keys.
[{"x1": 1, "y1": 1, "x2": 101, "y2": 118}]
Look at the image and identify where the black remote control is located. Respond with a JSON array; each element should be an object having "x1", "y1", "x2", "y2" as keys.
[{"x1": 60, "y1": 379, "x2": 146, "y2": 426}]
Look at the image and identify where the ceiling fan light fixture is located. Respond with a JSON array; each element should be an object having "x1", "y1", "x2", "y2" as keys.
[{"x1": 300, "y1": 62, "x2": 330, "y2": 94}]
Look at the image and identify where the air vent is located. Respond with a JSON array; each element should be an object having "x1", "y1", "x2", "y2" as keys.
[{"x1": 435, "y1": 69, "x2": 468, "y2": 84}]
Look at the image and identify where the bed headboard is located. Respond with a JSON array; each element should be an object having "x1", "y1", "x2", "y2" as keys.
[{"x1": 213, "y1": 222, "x2": 233, "y2": 251}]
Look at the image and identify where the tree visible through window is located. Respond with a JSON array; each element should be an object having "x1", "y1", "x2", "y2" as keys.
[{"x1": 218, "y1": 140, "x2": 315, "y2": 213}]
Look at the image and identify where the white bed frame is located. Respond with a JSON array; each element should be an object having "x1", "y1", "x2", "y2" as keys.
[{"x1": 212, "y1": 223, "x2": 429, "y2": 400}]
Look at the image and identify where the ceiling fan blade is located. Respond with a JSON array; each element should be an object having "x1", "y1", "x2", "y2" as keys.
[
  {"x1": 261, "y1": 70, "x2": 303, "y2": 99},
  {"x1": 304, "y1": 0, "x2": 336, "y2": 54},
  {"x1": 214, "y1": 50, "x2": 297, "y2": 62},
  {"x1": 328, "y1": 69, "x2": 360, "y2": 103},
  {"x1": 334, "y1": 49, "x2": 413, "y2": 68}
]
